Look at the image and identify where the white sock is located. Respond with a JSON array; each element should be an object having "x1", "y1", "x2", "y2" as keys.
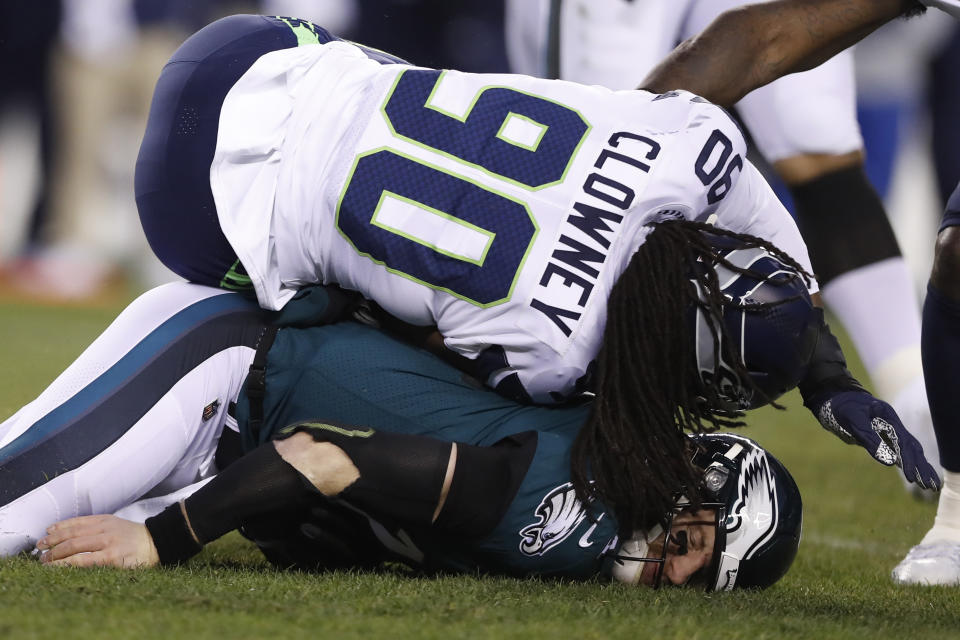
[
  {"x1": 821, "y1": 257, "x2": 922, "y2": 396},
  {"x1": 922, "y1": 471, "x2": 960, "y2": 544}
]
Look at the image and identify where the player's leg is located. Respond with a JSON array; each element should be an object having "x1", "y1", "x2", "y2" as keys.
[
  {"x1": 782, "y1": 154, "x2": 937, "y2": 480},
  {"x1": 512, "y1": 0, "x2": 690, "y2": 86},
  {"x1": 0, "y1": 282, "x2": 266, "y2": 555},
  {"x1": 135, "y1": 14, "x2": 336, "y2": 290},
  {"x1": 503, "y1": 0, "x2": 550, "y2": 77},
  {"x1": 893, "y1": 188, "x2": 960, "y2": 585}
]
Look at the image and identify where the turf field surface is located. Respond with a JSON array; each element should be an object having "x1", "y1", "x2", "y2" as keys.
[{"x1": 0, "y1": 297, "x2": 958, "y2": 640}]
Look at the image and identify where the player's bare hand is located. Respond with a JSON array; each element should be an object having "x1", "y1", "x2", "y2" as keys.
[{"x1": 35, "y1": 515, "x2": 160, "y2": 569}]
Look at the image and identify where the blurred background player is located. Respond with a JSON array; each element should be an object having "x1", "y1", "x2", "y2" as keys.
[
  {"x1": 504, "y1": 0, "x2": 944, "y2": 491},
  {"x1": 0, "y1": 0, "x2": 447, "y2": 299},
  {"x1": 0, "y1": 0, "x2": 62, "y2": 273}
]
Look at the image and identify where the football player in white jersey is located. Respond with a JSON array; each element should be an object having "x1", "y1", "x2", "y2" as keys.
[
  {"x1": 133, "y1": 14, "x2": 938, "y2": 527},
  {"x1": 634, "y1": 0, "x2": 960, "y2": 586},
  {"x1": 137, "y1": 13, "x2": 812, "y2": 405},
  {"x1": 504, "y1": 0, "x2": 941, "y2": 494}
]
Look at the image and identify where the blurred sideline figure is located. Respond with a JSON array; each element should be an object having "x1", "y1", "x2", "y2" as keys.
[
  {"x1": 852, "y1": 13, "x2": 955, "y2": 291},
  {"x1": 635, "y1": 0, "x2": 960, "y2": 586},
  {"x1": 6, "y1": 0, "x2": 186, "y2": 299},
  {"x1": 0, "y1": 1, "x2": 63, "y2": 268},
  {"x1": 504, "y1": 0, "x2": 942, "y2": 491},
  {"x1": 853, "y1": 14, "x2": 954, "y2": 203},
  {"x1": 1, "y1": 0, "x2": 360, "y2": 301}
]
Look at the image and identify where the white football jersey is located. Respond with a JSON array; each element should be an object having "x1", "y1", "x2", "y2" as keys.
[
  {"x1": 210, "y1": 40, "x2": 813, "y2": 403},
  {"x1": 505, "y1": 0, "x2": 863, "y2": 162}
]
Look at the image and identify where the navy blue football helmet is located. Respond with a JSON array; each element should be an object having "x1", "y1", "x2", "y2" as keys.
[
  {"x1": 690, "y1": 233, "x2": 819, "y2": 411},
  {"x1": 609, "y1": 432, "x2": 803, "y2": 590}
]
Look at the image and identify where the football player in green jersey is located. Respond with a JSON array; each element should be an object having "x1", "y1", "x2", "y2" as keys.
[{"x1": 28, "y1": 286, "x2": 802, "y2": 590}]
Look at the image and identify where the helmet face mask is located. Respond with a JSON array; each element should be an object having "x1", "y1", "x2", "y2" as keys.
[
  {"x1": 689, "y1": 238, "x2": 819, "y2": 412},
  {"x1": 608, "y1": 502, "x2": 721, "y2": 588},
  {"x1": 608, "y1": 433, "x2": 802, "y2": 591}
]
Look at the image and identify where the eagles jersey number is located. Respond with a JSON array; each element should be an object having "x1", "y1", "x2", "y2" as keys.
[{"x1": 335, "y1": 69, "x2": 590, "y2": 306}]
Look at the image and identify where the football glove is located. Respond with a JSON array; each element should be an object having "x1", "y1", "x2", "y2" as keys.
[
  {"x1": 798, "y1": 308, "x2": 940, "y2": 490},
  {"x1": 806, "y1": 389, "x2": 942, "y2": 490}
]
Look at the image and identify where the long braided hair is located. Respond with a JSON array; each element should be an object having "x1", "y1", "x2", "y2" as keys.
[{"x1": 571, "y1": 220, "x2": 811, "y2": 533}]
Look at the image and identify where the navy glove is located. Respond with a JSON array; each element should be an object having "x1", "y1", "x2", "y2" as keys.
[
  {"x1": 806, "y1": 389, "x2": 942, "y2": 490},
  {"x1": 799, "y1": 309, "x2": 941, "y2": 490}
]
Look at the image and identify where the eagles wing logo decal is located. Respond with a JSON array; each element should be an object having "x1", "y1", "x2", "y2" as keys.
[
  {"x1": 519, "y1": 483, "x2": 587, "y2": 556},
  {"x1": 723, "y1": 449, "x2": 779, "y2": 560}
]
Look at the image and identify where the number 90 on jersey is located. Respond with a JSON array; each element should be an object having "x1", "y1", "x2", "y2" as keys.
[{"x1": 335, "y1": 69, "x2": 590, "y2": 307}]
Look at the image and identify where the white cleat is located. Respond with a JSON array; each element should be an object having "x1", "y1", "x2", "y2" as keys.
[{"x1": 892, "y1": 542, "x2": 960, "y2": 586}]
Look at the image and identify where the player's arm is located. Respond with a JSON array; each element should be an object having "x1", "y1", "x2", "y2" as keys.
[
  {"x1": 37, "y1": 423, "x2": 535, "y2": 568},
  {"x1": 640, "y1": 0, "x2": 925, "y2": 107},
  {"x1": 724, "y1": 177, "x2": 938, "y2": 488},
  {"x1": 706, "y1": 140, "x2": 939, "y2": 487}
]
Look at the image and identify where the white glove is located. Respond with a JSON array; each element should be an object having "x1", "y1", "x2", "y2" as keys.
[{"x1": 923, "y1": 0, "x2": 960, "y2": 19}]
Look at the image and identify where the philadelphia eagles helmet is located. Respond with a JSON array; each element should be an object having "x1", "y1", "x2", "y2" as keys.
[{"x1": 610, "y1": 432, "x2": 802, "y2": 590}]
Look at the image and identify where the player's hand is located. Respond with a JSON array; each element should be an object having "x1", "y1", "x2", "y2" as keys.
[
  {"x1": 35, "y1": 515, "x2": 160, "y2": 569},
  {"x1": 807, "y1": 389, "x2": 942, "y2": 490}
]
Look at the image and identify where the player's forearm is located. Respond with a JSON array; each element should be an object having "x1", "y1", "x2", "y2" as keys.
[
  {"x1": 640, "y1": 0, "x2": 923, "y2": 107},
  {"x1": 145, "y1": 442, "x2": 319, "y2": 564},
  {"x1": 144, "y1": 424, "x2": 530, "y2": 565}
]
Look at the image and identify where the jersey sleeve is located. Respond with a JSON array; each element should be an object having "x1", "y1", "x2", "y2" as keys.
[
  {"x1": 640, "y1": 96, "x2": 750, "y2": 222},
  {"x1": 711, "y1": 160, "x2": 819, "y2": 294}
]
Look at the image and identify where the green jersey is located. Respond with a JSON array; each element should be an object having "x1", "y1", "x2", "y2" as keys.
[{"x1": 234, "y1": 321, "x2": 619, "y2": 579}]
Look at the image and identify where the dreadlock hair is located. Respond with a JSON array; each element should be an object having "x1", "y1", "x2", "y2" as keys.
[{"x1": 571, "y1": 219, "x2": 812, "y2": 533}]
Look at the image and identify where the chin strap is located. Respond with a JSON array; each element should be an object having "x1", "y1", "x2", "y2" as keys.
[{"x1": 608, "y1": 523, "x2": 665, "y2": 585}]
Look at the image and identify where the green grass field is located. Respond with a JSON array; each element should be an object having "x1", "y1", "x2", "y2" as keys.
[{"x1": 0, "y1": 296, "x2": 958, "y2": 639}]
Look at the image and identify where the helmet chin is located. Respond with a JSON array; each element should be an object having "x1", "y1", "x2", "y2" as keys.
[{"x1": 609, "y1": 523, "x2": 665, "y2": 585}]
